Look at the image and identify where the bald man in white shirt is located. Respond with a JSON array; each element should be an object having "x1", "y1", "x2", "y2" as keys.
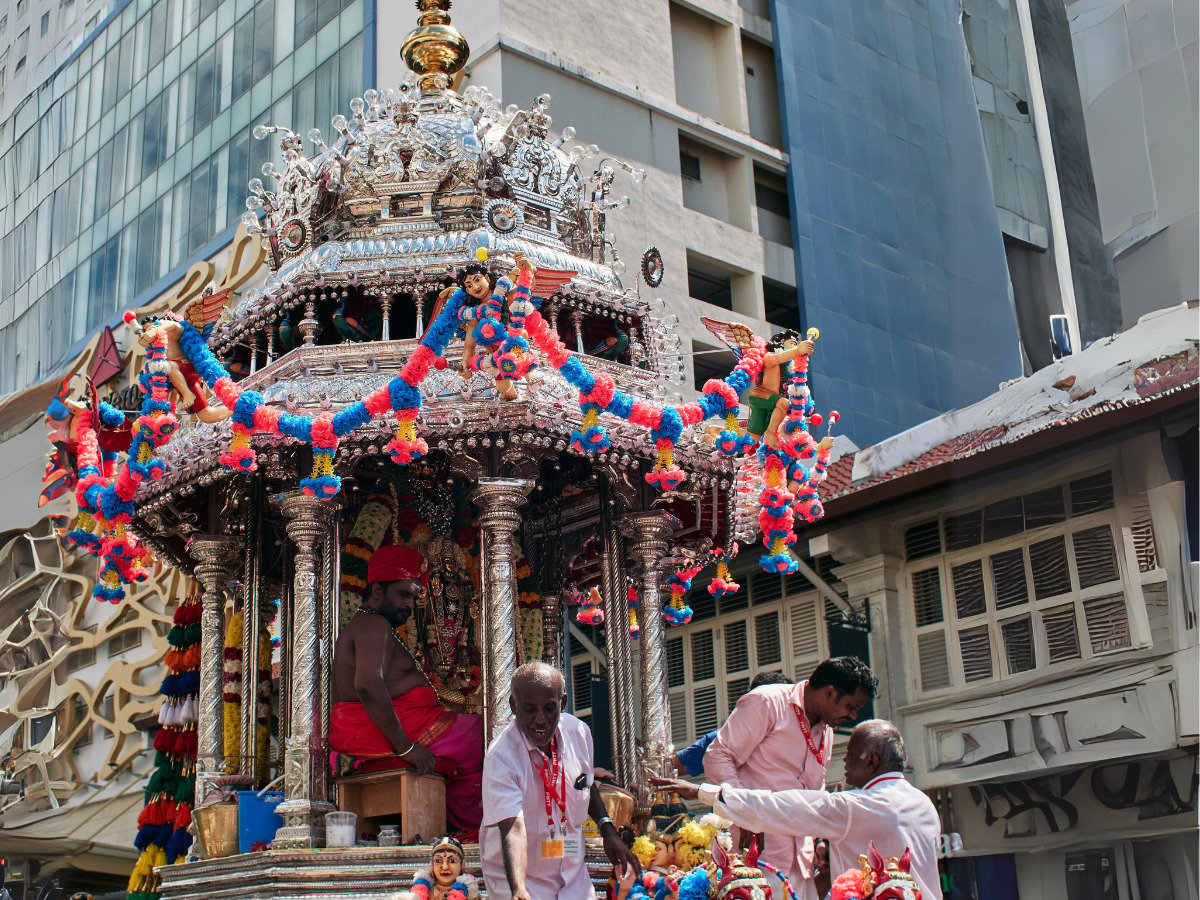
[{"x1": 653, "y1": 720, "x2": 943, "y2": 900}]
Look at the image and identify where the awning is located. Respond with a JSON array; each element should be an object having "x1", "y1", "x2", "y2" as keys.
[{"x1": 0, "y1": 783, "x2": 142, "y2": 865}]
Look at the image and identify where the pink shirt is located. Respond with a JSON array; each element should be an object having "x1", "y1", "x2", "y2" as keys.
[
  {"x1": 703, "y1": 681, "x2": 831, "y2": 882},
  {"x1": 480, "y1": 714, "x2": 596, "y2": 900},
  {"x1": 709, "y1": 772, "x2": 944, "y2": 899}
]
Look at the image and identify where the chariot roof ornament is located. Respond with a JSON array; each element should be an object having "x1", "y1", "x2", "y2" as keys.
[{"x1": 402, "y1": 0, "x2": 471, "y2": 92}]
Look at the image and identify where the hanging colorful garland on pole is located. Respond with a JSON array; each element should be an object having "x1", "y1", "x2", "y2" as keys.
[{"x1": 128, "y1": 587, "x2": 200, "y2": 899}]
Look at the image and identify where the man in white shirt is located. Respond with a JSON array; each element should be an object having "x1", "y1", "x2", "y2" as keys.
[
  {"x1": 653, "y1": 719, "x2": 943, "y2": 900},
  {"x1": 481, "y1": 661, "x2": 641, "y2": 899}
]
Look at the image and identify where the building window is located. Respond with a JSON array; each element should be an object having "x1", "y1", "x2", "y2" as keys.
[
  {"x1": 0, "y1": 15, "x2": 8, "y2": 35},
  {"x1": 664, "y1": 570, "x2": 826, "y2": 748},
  {"x1": 40, "y1": 12, "x2": 48, "y2": 36},
  {"x1": 14, "y1": 55, "x2": 25, "y2": 74},
  {"x1": 73, "y1": 698, "x2": 92, "y2": 747},
  {"x1": 107, "y1": 609, "x2": 142, "y2": 656},
  {"x1": 692, "y1": 340, "x2": 737, "y2": 391},
  {"x1": 16, "y1": 0, "x2": 27, "y2": 17},
  {"x1": 754, "y1": 165, "x2": 791, "y2": 244},
  {"x1": 687, "y1": 254, "x2": 734, "y2": 309},
  {"x1": 763, "y1": 278, "x2": 799, "y2": 330},
  {"x1": 680, "y1": 149, "x2": 702, "y2": 182},
  {"x1": 904, "y1": 471, "x2": 1150, "y2": 693}
]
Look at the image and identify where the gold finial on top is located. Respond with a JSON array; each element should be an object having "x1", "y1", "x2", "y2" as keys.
[{"x1": 402, "y1": 0, "x2": 470, "y2": 92}]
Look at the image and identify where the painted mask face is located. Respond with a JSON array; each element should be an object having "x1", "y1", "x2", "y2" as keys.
[
  {"x1": 431, "y1": 850, "x2": 462, "y2": 887},
  {"x1": 464, "y1": 272, "x2": 491, "y2": 299},
  {"x1": 650, "y1": 836, "x2": 678, "y2": 869}
]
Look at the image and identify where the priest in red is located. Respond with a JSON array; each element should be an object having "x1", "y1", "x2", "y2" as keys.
[{"x1": 330, "y1": 545, "x2": 484, "y2": 831}]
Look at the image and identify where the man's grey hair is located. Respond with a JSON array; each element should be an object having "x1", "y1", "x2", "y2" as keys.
[
  {"x1": 511, "y1": 660, "x2": 567, "y2": 697},
  {"x1": 855, "y1": 719, "x2": 907, "y2": 771}
]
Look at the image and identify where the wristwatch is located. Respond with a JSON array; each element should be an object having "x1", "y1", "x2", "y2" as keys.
[
  {"x1": 697, "y1": 783, "x2": 722, "y2": 806},
  {"x1": 595, "y1": 815, "x2": 615, "y2": 830}
]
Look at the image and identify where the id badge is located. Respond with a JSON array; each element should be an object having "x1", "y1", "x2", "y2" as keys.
[
  {"x1": 540, "y1": 838, "x2": 564, "y2": 859},
  {"x1": 562, "y1": 834, "x2": 582, "y2": 858}
]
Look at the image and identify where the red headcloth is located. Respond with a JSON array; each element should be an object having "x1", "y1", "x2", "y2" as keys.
[{"x1": 367, "y1": 545, "x2": 430, "y2": 586}]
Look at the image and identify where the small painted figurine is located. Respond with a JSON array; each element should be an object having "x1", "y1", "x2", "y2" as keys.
[
  {"x1": 126, "y1": 307, "x2": 232, "y2": 424},
  {"x1": 410, "y1": 836, "x2": 480, "y2": 900}
]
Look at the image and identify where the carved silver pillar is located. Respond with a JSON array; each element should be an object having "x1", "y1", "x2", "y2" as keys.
[
  {"x1": 273, "y1": 491, "x2": 336, "y2": 848},
  {"x1": 239, "y1": 511, "x2": 261, "y2": 780},
  {"x1": 599, "y1": 518, "x2": 637, "y2": 789},
  {"x1": 621, "y1": 512, "x2": 675, "y2": 799},
  {"x1": 470, "y1": 478, "x2": 533, "y2": 744},
  {"x1": 571, "y1": 310, "x2": 585, "y2": 353},
  {"x1": 191, "y1": 535, "x2": 240, "y2": 802}
]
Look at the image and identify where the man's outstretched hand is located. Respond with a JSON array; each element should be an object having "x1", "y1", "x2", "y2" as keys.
[
  {"x1": 601, "y1": 824, "x2": 642, "y2": 876},
  {"x1": 649, "y1": 775, "x2": 701, "y2": 801}
]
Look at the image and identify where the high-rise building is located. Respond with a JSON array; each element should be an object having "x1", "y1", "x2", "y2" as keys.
[{"x1": 0, "y1": 0, "x2": 370, "y2": 396}]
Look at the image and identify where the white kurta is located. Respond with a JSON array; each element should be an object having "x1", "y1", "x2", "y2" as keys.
[
  {"x1": 702, "y1": 773, "x2": 943, "y2": 900},
  {"x1": 480, "y1": 714, "x2": 596, "y2": 900}
]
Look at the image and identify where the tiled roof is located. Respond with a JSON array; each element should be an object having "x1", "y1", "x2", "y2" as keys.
[{"x1": 817, "y1": 303, "x2": 1198, "y2": 508}]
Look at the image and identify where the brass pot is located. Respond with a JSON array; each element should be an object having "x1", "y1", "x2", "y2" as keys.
[
  {"x1": 597, "y1": 783, "x2": 635, "y2": 828},
  {"x1": 193, "y1": 803, "x2": 240, "y2": 858}
]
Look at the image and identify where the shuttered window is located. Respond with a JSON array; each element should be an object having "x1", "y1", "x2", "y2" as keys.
[
  {"x1": 1030, "y1": 537, "x2": 1071, "y2": 599},
  {"x1": 991, "y1": 549, "x2": 1028, "y2": 609},
  {"x1": 694, "y1": 685, "x2": 719, "y2": 733},
  {"x1": 725, "y1": 621, "x2": 750, "y2": 673},
  {"x1": 1083, "y1": 595, "x2": 1131, "y2": 653},
  {"x1": 691, "y1": 631, "x2": 716, "y2": 681},
  {"x1": 911, "y1": 568, "x2": 944, "y2": 626},
  {"x1": 662, "y1": 570, "x2": 825, "y2": 749},
  {"x1": 1042, "y1": 605, "x2": 1081, "y2": 662},
  {"x1": 905, "y1": 520, "x2": 943, "y2": 561},
  {"x1": 958, "y1": 625, "x2": 993, "y2": 681},
  {"x1": 905, "y1": 470, "x2": 1144, "y2": 694},
  {"x1": 1001, "y1": 616, "x2": 1036, "y2": 674},
  {"x1": 918, "y1": 632, "x2": 950, "y2": 690},
  {"x1": 755, "y1": 611, "x2": 782, "y2": 666},
  {"x1": 952, "y1": 560, "x2": 987, "y2": 618},
  {"x1": 1129, "y1": 497, "x2": 1159, "y2": 572},
  {"x1": 1069, "y1": 472, "x2": 1115, "y2": 515},
  {"x1": 1073, "y1": 526, "x2": 1117, "y2": 588}
]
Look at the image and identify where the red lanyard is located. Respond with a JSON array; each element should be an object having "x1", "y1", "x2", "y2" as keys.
[
  {"x1": 533, "y1": 738, "x2": 568, "y2": 835},
  {"x1": 792, "y1": 704, "x2": 826, "y2": 766}
]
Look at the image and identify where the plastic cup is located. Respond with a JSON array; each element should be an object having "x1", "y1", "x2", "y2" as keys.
[{"x1": 325, "y1": 811, "x2": 358, "y2": 848}]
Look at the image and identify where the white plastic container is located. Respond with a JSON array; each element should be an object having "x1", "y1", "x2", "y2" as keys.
[{"x1": 325, "y1": 811, "x2": 358, "y2": 848}]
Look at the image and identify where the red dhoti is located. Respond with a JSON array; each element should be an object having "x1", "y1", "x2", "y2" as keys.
[{"x1": 329, "y1": 686, "x2": 483, "y2": 831}]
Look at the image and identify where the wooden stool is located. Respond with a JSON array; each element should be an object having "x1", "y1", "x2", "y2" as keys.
[{"x1": 333, "y1": 769, "x2": 446, "y2": 843}]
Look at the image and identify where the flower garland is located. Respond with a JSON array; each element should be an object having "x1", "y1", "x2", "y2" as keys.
[
  {"x1": 524, "y1": 308, "x2": 766, "y2": 488},
  {"x1": 221, "y1": 609, "x2": 273, "y2": 782},
  {"x1": 666, "y1": 562, "x2": 702, "y2": 626},
  {"x1": 410, "y1": 868, "x2": 479, "y2": 900},
  {"x1": 128, "y1": 588, "x2": 201, "y2": 900},
  {"x1": 706, "y1": 546, "x2": 739, "y2": 599},
  {"x1": 677, "y1": 867, "x2": 713, "y2": 900},
  {"x1": 70, "y1": 327, "x2": 176, "y2": 602},
  {"x1": 515, "y1": 558, "x2": 543, "y2": 663}
]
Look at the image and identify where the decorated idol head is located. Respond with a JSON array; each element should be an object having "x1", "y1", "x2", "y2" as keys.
[
  {"x1": 430, "y1": 836, "x2": 464, "y2": 888},
  {"x1": 411, "y1": 836, "x2": 479, "y2": 900}
]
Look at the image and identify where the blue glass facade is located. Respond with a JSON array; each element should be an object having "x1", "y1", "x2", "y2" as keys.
[
  {"x1": 0, "y1": 0, "x2": 369, "y2": 395},
  {"x1": 770, "y1": 0, "x2": 1022, "y2": 445}
]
